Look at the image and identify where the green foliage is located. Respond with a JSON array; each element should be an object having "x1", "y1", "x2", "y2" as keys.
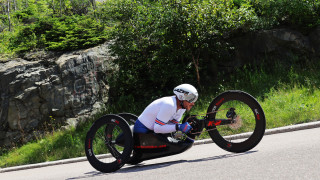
[
  {"x1": 105, "y1": 0, "x2": 258, "y2": 101},
  {"x1": 0, "y1": 31, "x2": 14, "y2": 57},
  {"x1": 7, "y1": 15, "x2": 108, "y2": 52},
  {"x1": 47, "y1": 0, "x2": 96, "y2": 15},
  {"x1": 0, "y1": 0, "x2": 107, "y2": 54},
  {"x1": 249, "y1": 0, "x2": 320, "y2": 30},
  {"x1": 1, "y1": 0, "x2": 320, "y2": 59},
  {"x1": 8, "y1": 25, "x2": 38, "y2": 53},
  {"x1": 102, "y1": 0, "x2": 320, "y2": 102},
  {"x1": 44, "y1": 15, "x2": 108, "y2": 50}
]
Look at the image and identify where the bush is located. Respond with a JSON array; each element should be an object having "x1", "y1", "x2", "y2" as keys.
[
  {"x1": 250, "y1": 0, "x2": 320, "y2": 30},
  {"x1": 8, "y1": 26, "x2": 39, "y2": 53},
  {"x1": 13, "y1": 8, "x2": 37, "y2": 24},
  {"x1": 44, "y1": 15, "x2": 108, "y2": 50},
  {"x1": 104, "y1": 0, "x2": 258, "y2": 101},
  {"x1": 8, "y1": 15, "x2": 108, "y2": 53}
]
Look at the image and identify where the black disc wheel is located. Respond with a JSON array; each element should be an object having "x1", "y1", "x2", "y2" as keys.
[
  {"x1": 118, "y1": 113, "x2": 138, "y2": 125},
  {"x1": 206, "y1": 91, "x2": 266, "y2": 153},
  {"x1": 85, "y1": 114, "x2": 133, "y2": 173}
]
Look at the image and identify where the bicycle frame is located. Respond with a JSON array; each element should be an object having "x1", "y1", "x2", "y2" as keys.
[
  {"x1": 130, "y1": 115, "x2": 235, "y2": 162},
  {"x1": 131, "y1": 132, "x2": 194, "y2": 163},
  {"x1": 185, "y1": 110, "x2": 237, "y2": 135}
]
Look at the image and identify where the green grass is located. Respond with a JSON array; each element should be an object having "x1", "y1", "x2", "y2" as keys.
[
  {"x1": 262, "y1": 86, "x2": 320, "y2": 128},
  {"x1": 0, "y1": 127, "x2": 87, "y2": 167},
  {"x1": 1, "y1": 61, "x2": 320, "y2": 168}
]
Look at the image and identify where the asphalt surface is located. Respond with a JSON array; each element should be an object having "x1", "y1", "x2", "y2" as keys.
[{"x1": 0, "y1": 121, "x2": 320, "y2": 174}]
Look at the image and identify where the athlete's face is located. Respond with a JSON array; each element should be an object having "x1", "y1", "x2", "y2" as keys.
[{"x1": 183, "y1": 100, "x2": 195, "y2": 111}]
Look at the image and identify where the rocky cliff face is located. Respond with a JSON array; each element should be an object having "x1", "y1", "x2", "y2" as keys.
[{"x1": 0, "y1": 42, "x2": 117, "y2": 147}]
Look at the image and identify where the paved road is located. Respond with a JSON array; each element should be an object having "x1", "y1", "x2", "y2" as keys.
[{"x1": 1, "y1": 127, "x2": 320, "y2": 180}]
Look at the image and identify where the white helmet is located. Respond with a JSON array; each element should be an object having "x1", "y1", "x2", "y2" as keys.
[{"x1": 173, "y1": 84, "x2": 198, "y2": 103}]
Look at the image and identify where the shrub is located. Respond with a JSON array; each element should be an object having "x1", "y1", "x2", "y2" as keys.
[
  {"x1": 8, "y1": 15, "x2": 108, "y2": 53},
  {"x1": 44, "y1": 15, "x2": 108, "y2": 50},
  {"x1": 104, "y1": 0, "x2": 258, "y2": 101},
  {"x1": 250, "y1": 0, "x2": 320, "y2": 30}
]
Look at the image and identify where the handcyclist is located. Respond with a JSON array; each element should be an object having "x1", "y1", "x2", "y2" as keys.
[{"x1": 133, "y1": 84, "x2": 198, "y2": 134}]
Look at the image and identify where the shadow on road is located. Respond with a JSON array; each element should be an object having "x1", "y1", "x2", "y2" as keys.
[
  {"x1": 66, "y1": 151, "x2": 257, "y2": 180},
  {"x1": 186, "y1": 150, "x2": 257, "y2": 163}
]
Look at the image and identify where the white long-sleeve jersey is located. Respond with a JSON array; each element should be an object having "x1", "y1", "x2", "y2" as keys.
[{"x1": 138, "y1": 96, "x2": 186, "y2": 133}]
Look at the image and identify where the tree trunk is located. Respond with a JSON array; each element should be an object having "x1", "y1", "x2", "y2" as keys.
[
  {"x1": 192, "y1": 54, "x2": 201, "y2": 87},
  {"x1": 6, "y1": 0, "x2": 11, "y2": 31}
]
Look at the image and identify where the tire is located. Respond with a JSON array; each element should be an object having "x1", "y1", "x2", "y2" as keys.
[
  {"x1": 206, "y1": 91, "x2": 266, "y2": 153},
  {"x1": 118, "y1": 113, "x2": 138, "y2": 125},
  {"x1": 85, "y1": 114, "x2": 133, "y2": 173}
]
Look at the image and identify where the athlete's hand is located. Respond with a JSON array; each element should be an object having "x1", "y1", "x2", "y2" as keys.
[{"x1": 178, "y1": 122, "x2": 192, "y2": 133}]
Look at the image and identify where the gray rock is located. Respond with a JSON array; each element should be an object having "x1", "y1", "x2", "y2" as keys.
[{"x1": 0, "y1": 42, "x2": 116, "y2": 147}]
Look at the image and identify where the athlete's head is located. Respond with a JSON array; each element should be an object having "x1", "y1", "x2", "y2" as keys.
[{"x1": 173, "y1": 84, "x2": 198, "y2": 110}]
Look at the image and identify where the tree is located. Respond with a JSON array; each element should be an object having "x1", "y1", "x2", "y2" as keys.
[
  {"x1": 104, "y1": 0, "x2": 259, "y2": 100},
  {"x1": 6, "y1": 0, "x2": 11, "y2": 31}
]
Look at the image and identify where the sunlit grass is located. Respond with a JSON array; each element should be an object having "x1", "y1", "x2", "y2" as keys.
[
  {"x1": 215, "y1": 100, "x2": 256, "y2": 136},
  {"x1": 0, "y1": 127, "x2": 87, "y2": 168},
  {"x1": 262, "y1": 85, "x2": 320, "y2": 129}
]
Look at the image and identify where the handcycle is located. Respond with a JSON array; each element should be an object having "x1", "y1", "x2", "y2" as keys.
[{"x1": 85, "y1": 90, "x2": 266, "y2": 173}]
